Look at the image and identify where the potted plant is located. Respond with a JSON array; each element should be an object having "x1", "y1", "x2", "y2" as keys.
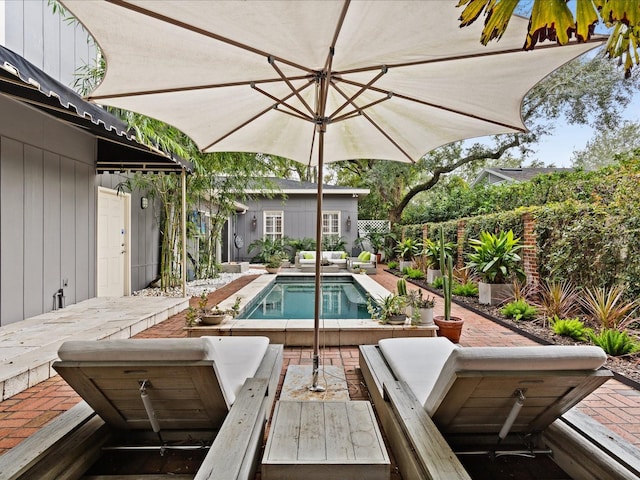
[
  {"x1": 434, "y1": 227, "x2": 464, "y2": 343},
  {"x1": 408, "y1": 289, "x2": 435, "y2": 325},
  {"x1": 395, "y1": 237, "x2": 420, "y2": 271},
  {"x1": 265, "y1": 254, "x2": 283, "y2": 274},
  {"x1": 466, "y1": 230, "x2": 525, "y2": 305},
  {"x1": 367, "y1": 293, "x2": 408, "y2": 325},
  {"x1": 366, "y1": 231, "x2": 386, "y2": 264},
  {"x1": 422, "y1": 238, "x2": 454, "y2": 284},
  {"x1": 198, "y1": 297, "x2": 241, "y2": 325}
]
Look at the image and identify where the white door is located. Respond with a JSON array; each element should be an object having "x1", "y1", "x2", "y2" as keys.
[{"x1": 97, "y1": 187, "x2": 131, "y2": 297}]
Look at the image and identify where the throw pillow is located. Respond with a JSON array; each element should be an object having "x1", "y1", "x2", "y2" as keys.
[
  {"x1": 341, "y1": 252, "x2": 348, "y2": 259},
  {"x1": 303, "y1": 253, "x2": 314, "y2": 260},
  {"x1": 362, "y1": 251, "x2": 371, "y2": 262}
]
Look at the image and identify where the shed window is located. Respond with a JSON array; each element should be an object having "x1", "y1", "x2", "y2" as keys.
[
  {"x1": 264, "y1": 211, "x2": 283, "y2": 240},
  {"x1": 322, "y1": 211, "x2": 340, "y2": 236}
]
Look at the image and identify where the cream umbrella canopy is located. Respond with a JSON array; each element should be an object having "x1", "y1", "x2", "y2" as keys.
[{"x1": 62, "y1": 0, "x2": 604, "y2": 389}]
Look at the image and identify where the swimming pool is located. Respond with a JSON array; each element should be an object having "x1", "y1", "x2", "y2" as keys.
[{"x1": 238, "y1": 275, "x2": 371, "y2": 320}]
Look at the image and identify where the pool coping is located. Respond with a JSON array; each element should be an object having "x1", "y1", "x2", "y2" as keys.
[{"x1": 185, "y1": 272, "x2": 438, "y2": 345}]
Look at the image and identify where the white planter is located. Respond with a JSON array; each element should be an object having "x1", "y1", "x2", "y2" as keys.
[
  {"x1": 478, "y1": 282, "x2": 512, "y2": 305},
  {"x1": 418, "y1": 307, "x2": 434, "y2": 325},
  {"x1": 399, "y1": 260, "x2": 413, "y2": 271},
  {"x1": 426, "y1": 268, "x2": 442, "y2": 284}
]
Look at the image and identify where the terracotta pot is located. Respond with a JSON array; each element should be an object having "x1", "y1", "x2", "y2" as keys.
[{"x1": 433, "y1": 315, "x2": 464, "y2": 343}]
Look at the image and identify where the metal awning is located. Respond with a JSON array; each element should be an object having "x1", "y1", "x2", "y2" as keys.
[{"x1": 0, "y1": 45, "x2": 192, "y2": 174}]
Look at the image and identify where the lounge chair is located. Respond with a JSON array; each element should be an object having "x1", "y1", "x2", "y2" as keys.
[
  {"x1": 347, "y1": 251, "x2": 377, "y2": 274},
  {"x1": 360, "y1": 338, "x2": 612, "y2": 480},
  {"x1": 0, "y1": 337, "x2": 283, "y2": 480}
]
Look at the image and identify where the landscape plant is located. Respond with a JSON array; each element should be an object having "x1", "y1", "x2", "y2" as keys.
[
  {"x1": 500, "y1": 300, "x2": 538, "y2": 322},
  {"x1": 396, "y1": 237, "x2": 421, "y2": 262},
  {"x1": 550, "y1": 317, "x2": 592, "y2": 342},
  {"x1": 588, "y1": 329, "x2": 640, "y2": 356},
  {"x1": 537, "y1": 280, "x2": 581, "y2": 320},
  {"x1": 466, "y1": 230, "x2": 525, "y2": 284},
  {"x1": 452, "y1": 281, "x2": 478, "y2": 297},
  {"x1": 580, "y1": 285, "x2": 639, "y2": 331}
]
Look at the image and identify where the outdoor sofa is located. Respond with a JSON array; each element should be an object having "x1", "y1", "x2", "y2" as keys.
[
  {"x1": 295, "y1": 250, "x2": 348, "y2": 269},
  {"x1": 0, "y1": 337, "x2": 283, "y2": 480},
  {"x1": 359, "y1": 337, "x2": 613, "y2": 480},
  {"x1": 346, "y1": 250, "x2": 377, "y2": 274}
]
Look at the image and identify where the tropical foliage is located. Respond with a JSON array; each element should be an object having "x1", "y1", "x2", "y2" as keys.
[
  {"x1": 500, "y1": 299, "x2": 538, "y2": 321},
  {"x1": 466, "y1": 230, "x2": 525, "y2": 284},
  {"x1": 457, "y1": 0, "x2": 640, "y2": 78},
  {"x1": 588, "y1": 329, "x2": 640, "y2": 356}
]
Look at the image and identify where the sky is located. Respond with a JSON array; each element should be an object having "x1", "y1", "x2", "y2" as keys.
[{"x1": 528, "y1": 94, "x2": 640, "y2": 168}]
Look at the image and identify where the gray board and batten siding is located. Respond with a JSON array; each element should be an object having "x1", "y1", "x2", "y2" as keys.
[
  {"x1": 237, "y1": 190, "x2": 364, "y2": 262},
  {"x1": 0, "y1": 93, "x2": 95, "y2": 326},
  {"x1": 1, "y1": 0, "x2": 97, "y2": 89}
]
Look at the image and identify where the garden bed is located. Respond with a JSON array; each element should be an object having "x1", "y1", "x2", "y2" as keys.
[{"x1": 391, "y1": 270, "x2": 640, "y2": 389}]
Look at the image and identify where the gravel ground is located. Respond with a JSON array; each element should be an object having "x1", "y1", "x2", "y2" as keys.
[{"x1": 131, "y1": 269, "x2": 266, "y2": 298}]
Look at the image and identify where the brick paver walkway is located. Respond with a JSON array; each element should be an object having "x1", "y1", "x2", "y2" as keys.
[{"x1": 0, "y1": 266, "x2": 638, "y2": 464}]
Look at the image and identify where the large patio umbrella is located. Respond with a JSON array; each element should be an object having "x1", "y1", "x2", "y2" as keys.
[{"x1": 62, "y1": 0, "x2": 604, "y2": 390}]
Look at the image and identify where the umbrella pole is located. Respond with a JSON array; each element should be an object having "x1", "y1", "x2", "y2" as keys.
[{"x1": 310, "y1": 125, "x2": 326, "y2": 392}]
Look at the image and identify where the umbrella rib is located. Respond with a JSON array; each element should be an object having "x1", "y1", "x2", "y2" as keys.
[
  {"x1": 252, "y1": 80, "x2": 315, "y2": 122},
  {"x1": 107, "y1": 0, "x2": 314, "y2": 74},
  {"x1": 269, "y1": 59, "x2": 316, "y2": 117},
  {"x1": 328, "y1": 66, "x2": 387, "y2": 121},
  {"x1": 331, "y1": 94, "x2": 392, "y2": 124},
  {"x1": 337, "y1": 77, "x2": 526, "y2": 133},
  {"x1": 332, "y1": 83, "x2": 414, "y2": 163},
  {"x1": 88, "y1": 76, "x2": 310, "y2": 101},
  {"x1": 333, "y1": 38, "x2": 607, "y2": 76},
  {"x1": 201, "y1": 88, "x2": 304, "y2": 151}
]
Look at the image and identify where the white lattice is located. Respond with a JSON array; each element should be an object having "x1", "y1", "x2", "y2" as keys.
[{"x1": 357, "y1": 220, "x2": 390, "y2": 236}]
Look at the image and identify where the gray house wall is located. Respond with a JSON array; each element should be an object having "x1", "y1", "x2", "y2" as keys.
[
  {"x1": 0, "y1": 1, "x2": 164, "y2": 325},
  {"x1": 2, "y1": 0, "x2": 96, "y2": 88},
  {"x1": 236, "y1": 194, "x2": 361, "y2": 261},
  {"x1": 0, "y1": 94, "x2": 96, "y2": 326}
]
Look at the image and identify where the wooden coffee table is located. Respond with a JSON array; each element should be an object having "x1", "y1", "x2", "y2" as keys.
[{"x1": 262, "y1": 400, "x2": 390, "y2": 480}]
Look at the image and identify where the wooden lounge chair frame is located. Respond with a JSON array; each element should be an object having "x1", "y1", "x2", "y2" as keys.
[
  {"x1": 359, "y1": 342, "x2": 614, "y2": 480},
  {"x1": 0, "y1": 339, "x2": 283, "y2": 480}
]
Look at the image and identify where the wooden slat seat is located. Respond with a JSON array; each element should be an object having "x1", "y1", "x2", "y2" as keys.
[
  {"x1": 0, "y1": 337, "x2": 283, "y2": 480},
  {"x1": 360, "y1": 338, "x2": 613, "y2": 480}
]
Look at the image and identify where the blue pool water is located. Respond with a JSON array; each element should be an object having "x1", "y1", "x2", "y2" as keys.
[{"x1": 239, "y1": 276, "x2": 371, "y2": 320}]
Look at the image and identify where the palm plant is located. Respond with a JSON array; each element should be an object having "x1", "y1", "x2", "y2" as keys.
[
  {"x1": 396, "y1": 237, "x2": 421, "y2": 261},
  {"x1": 466, "y1": 230, "x2": 525, "y2": 284},
  {"x1": 248, "y1": 237, "x2": 287, "y2": 263},
  {"x1": 422, "y1": 238, "x2": 455, "y2": 269},
  {"x1": 580, "y1": 285, "x2": 639, "y2": 331}
]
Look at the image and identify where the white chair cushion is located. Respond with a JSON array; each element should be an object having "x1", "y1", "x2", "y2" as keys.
[
  {"x1": 58, "y1": 338, "x2": 214, "y2": 362},
  {"x1": 378, "y1": 338, "x2": 457, "y2": 405},
  {"x1": 58, "y1": 336, "x2": 271, "y2": 407},
  {"x1": 424, "y1": 345, "x2": 607, "y2": 415},
  {"x1": 205, "y1": 336, "x2": 270, "y2": 405}
]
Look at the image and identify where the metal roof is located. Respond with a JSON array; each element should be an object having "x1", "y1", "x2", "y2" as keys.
[{"x1": 0, "y1": 45, "x2": 192, "y2": 174}]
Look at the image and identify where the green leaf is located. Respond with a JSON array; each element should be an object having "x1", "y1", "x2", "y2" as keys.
[
  {"x1": 457, "y1": 0, "x2": 494, "y2": 28},
  {"x1": 480, "y1": 0, "x2": 520, "y2": 44},
  {"x1": 526, "y1": 0, "x2": 576, "y2": 49},
  {"x1": 575, "y1": 0, "x2": 599, "y2": 41}
]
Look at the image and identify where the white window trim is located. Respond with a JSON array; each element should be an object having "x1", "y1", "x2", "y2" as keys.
[
  {"x1": 322, "y1": 211, "x2": 341, "y2": 237},
  {"x1": 263, "y1": 210, "x2": 284, "y2": 239}
]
